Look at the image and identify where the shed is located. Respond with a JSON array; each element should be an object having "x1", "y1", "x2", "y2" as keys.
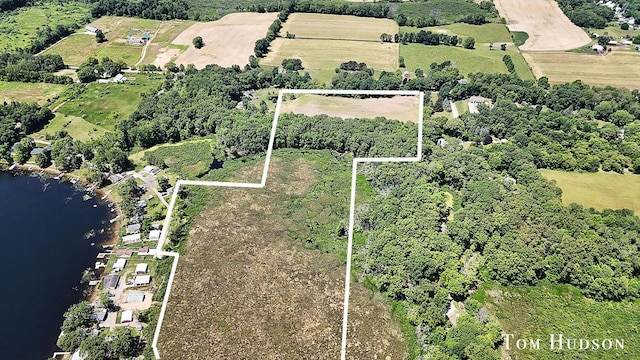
[
  {"x1": 85, "y1": 26, "x2": 98, "y2": 33},
  {"x1": 126, "y1": 223, "x2": 141, "y2": 234},
  {"x1": 136, "y1": 200, "x2": 147, "y2": 208},
  {"x1": 121, "y1": 309, "x2": 133, "y2": 323},
  {"x1": 127, "y1": 293, "x2": 145, "y2": 303},
  {"x1": 591, "y1": 44, "x2": 604, "y2": 52},
  {"x1": 103, "y1": 274, "x2": 120, "y2": 290},
  {"x1": 134, "y1": 275, "x2": 151, "y2": 286},
  {"x1": 141, "y1": 33, "x2": 150, "y2": 41},
  {"x1": 149, "y1": 230, "x2": 161, "y2": 241},
  {"x1": 113, "y1": 74, "x2": 126, "y2": 83},
  {"x1": 123, "y1": 233, "x2": 141, "y2": 244},
  {"x1": 135, "y1": 263, "x2": 148, "y2": 274},
  {"x1": 138, "y1": 247, "x2": 150, "y2": 256},
  {"x1": 113, "y1": 258, "x2": 127, "y2": 271}
]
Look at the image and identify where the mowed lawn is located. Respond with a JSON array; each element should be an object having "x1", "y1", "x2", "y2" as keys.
[
  {"x1": 540, "y1": 169, "x2": 640, "y2": 214},
  {"x1": 262, "y1": 14, "x2": 399, "y2": 83},
  {"x1": 0, "y1": 81, "x2": 67, "y2": 105},
  {"x1": 401, "y1": 43, "x2": 535, "y2": 80},
  {"x1": 41, "y1": 16, "x2": 191, "y2": 66},
  {"x1": 400, "y1": 23, "x2": 513, "y2": 44},
  {"x1": 54, "y1": 74, "x2": 162, "y2": 131},
  {"x1": 0, "y1": 2, "x2": 90, "y2": 52}
]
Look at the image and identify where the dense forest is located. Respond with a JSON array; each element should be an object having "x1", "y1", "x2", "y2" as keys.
[
  {"x1": 0, "y1": 53, "x2": 72, "y2": 83},
  {"x1": 557, "y1": 0, "x2": 615, "y2": 28}
]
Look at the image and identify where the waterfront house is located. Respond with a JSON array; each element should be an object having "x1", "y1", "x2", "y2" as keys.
[
  {"x1": 103, "y1": 274, "x2": 119, "y2": 290},
  {"x1": 92, "y1": 310, "x2": 107, "y2": 322},
  {"x1": 116, "y1": 249, "x2": 133, "y2": 257},
  {"x1": 113, "y1": 258, "x2": 127, "y2": 272},
  {"x1": 123, "y1": 233, "x2": 141, "y2": 244},
  {"x1": 133, "y1": 275, "x2": 151, "y2": 286},
  {"x1": 138, "y1": 247, "x2": 150, "y2": 256},
  {"x1": 126, "y1": 223, "x2": 141, "y2": 234}
]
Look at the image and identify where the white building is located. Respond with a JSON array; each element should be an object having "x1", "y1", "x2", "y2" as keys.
[
  {"x1": 113, "y1": 258, "x2": 127, "y2": 272},
  {"x1": 134, "y1": 275, "x2": 151, "y2": 286}
]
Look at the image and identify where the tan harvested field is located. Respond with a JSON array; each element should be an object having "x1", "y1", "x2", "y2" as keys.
[
  {"x1": 170, "y1": 12, "x2": 277, "y2": 69},
  {"x1": 158, "y1": 155, "x2": 407, "y2": 360},
  {"x1": 493, "y1": 0, "x2": 591, "y2": 51},
  {"x1": 262, "y1": 14, "x2": 399, "y2": 83},
  {"x1": 524, "y1": 51, "x2": 640, "y2": 88},
  {"x1": 282, "y1": 94, "x2": 420, "y2": 123},
  {"x1": 281, "y1": 13, "x2": 398, "y2": 42}
]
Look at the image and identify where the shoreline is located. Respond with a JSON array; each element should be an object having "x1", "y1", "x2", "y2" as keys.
[{"x1": 0, "y1": 162, "x2": 122, "y2": 302}]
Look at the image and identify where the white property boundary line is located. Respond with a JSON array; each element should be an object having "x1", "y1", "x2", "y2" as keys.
[{"x1": 151, "y1": 89, "x2": 424, "y2": 359}]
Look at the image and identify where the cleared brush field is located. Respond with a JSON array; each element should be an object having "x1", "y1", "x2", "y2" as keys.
[{"x1": 158, "y1": 151, "x2": 408, "y2": 360}]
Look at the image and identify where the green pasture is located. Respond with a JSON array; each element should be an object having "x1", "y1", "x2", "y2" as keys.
[
  {"x1": 0, "y1": 2, "x2": 90, "y2": 52},
  {"x1": 54, "y1": 74, "x2": 161, "y2": 131},
  {"x1": 400, "y1": 43, "x2": 534, "y2": 80},
  {"x1": 540, "y1": 169, "x2": 640, "y2": 214},
  {"x1": 139, "y1": 139, "x2": 217, "y2": 179},
  {"x1": 31, "y1": 113, "x2": 108, "y2": 143},
  {"x1": 400, "y1": 23, "x2": 513, "y2": 44}
]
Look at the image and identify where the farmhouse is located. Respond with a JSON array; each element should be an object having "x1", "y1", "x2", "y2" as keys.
[
  {"x1": 134, "y1": 275, "x2": 151, "y2": 286},
  {"x1": 121, "y1": 309, "x2": 133, "y2": 323},
  {"x1": 103, "y1": 274, "x2": 120, "y2": 290}
]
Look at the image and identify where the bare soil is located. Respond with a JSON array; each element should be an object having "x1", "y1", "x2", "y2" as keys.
[
  {"x1": 493, "y1": 0, "x2": 591, "y2": 51},
  {"x1": 281, "y1": 94, "x2": 420, "y2": 124},
  {"x1": 170, "y1": 12, "x2": 277, "y2": 69},
  {"x1": 158, "y1": 155, "x2": 407, "y2": 359}
]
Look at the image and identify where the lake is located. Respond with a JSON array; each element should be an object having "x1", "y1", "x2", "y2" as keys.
[{"x1": 0, "y1": 172, "x2": 113, "y2": 359}]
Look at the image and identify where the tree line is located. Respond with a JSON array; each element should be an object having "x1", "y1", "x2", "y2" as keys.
[
  {"x1": 558, "y1": 0, "x2": 614, "y2": 28},
  {"x1": 0, "y1": 52, "x2": 72, "y2": 84}
]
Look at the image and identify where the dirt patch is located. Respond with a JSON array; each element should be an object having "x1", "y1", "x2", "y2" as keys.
[
  {"x1": 171, "y1": 12, "x2": 277, "y2": 69},
  {"x1": 158, "y1": 155, "x2": 407, "y2": 359},
  {"x1": 152, "y1": 48, "x2": 180, "y2": 68},
  {"x1": 493, "y1": 0, "x2": 591, "y2": 51},
  {"x1": 281, "y1": 94, "x2": 420, "y2": 123}
]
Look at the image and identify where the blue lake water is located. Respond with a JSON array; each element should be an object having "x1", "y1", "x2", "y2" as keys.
[{"x1": 0, "y1": 172, "x2": 113, "y2": 359}]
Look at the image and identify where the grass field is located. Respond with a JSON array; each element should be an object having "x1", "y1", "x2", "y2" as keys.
[
  {"x1": 262, "y1": 14, "x2": 399, "y2": 83},
  {"x1": 31, "y1": 113, "x2": 108, "y2": 143},
  {"x1": 400, "y1": 23, "x2": 513, "y2": 44},
  {"x1": 478, "y1": 283, "x2": 640, "y2": 360},
  {"x1": 54, "y1": 74, "x2": 162, "y2": 131},
  {"x1": 158, "y1": 150, "x2": 408, "y2": 359},
  {"x1": 397, "y1": 0, "x2": 492, "y2": 23},
  {"x1": 281, "y1": 94, "x2": 420, "y2": 123},
  {"x1": 598, "y1": 23, "x2": 640, "y2": 44},
  {"x1": 524, "y1": 51, "x2": 640, "y2": 89},
  {"x1": 401, "y1": 43, "x2": 535, "y2": 80},
  {"x1": 41, "y1": 16, "x2": 192, "y2": 67},
  {"x1": 0, "y1": 2, "x2": 90, "y2": 52},
  {"x1": 540, "y1": 169, "x2": 640, "y2": 214},
  {"x1": 0, "y1": 81, "x2": 67, "y2": 105},
  {"x1": 140, "y1": 139, "x2": 217, "y2": 178}
]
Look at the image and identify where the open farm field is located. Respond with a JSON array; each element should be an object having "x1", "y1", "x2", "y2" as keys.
[
  {"x1": 401, "y1": 43, "x2": 535, "y2": 80},
  {"x1": 493, "y1": 0, "x2": 591, "y2": 51},
  {"x1": 524, "y1": 51, "x2": 640, "y2": 88},
  {"x1": 400, "y1": 23, "x2": 513, "y2": 44},
  {"x1": 281, "y1": 94, "x2": 420, "y2": 123},
  {"x1": 397, "y1": 0, "x2": 492, "y2": 23},
  {"x1": 262, "y1": 14, "x2": 399, "y2": 83},
  {"x1": 41, "y1": 16, "x2": 192, "y2": 67},
  {"x1": 479, "y1": 283, "x2": 640, "y2": 360},
  {"x1": 54, "y1": 74, "x2": 162, "y2": 131},
  {"x1": 281, "y1": 13, "x2": 398, "y2": 41},
  {"x1": 158, "y1": 150, "x2": 408, "y2": 359},
  {"x1": 0, "y1": 81, "x2": 66, "y2": 105},
  {"x1": 540, "y1": 169, "x2": 640, "y2": 214},
  {"x1": 0, "y1": 2, "x2": 90, "y2": 52},
  {"x1": 31, "y1": 113, "x2": 108, "y2": 143},
  {"x1": 170, "y1": 12, "x2": 276, "y2": 69}
]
